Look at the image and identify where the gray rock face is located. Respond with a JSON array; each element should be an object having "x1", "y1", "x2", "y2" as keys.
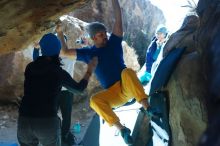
[{"x1": 167, "y1": 52, "x2": 207, "y2": 146}]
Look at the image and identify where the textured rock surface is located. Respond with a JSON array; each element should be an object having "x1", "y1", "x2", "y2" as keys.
[
  {"x1": 0, "y1": 0, "x2": 91, "y2": 54},
  {"x1": 167, "y1": 52, "x2": 207, "y2": 146}
]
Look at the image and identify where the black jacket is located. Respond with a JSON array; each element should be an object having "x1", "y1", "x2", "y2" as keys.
[{"x1": 19, "y1": 57, "x2": 87, "y2": 117}]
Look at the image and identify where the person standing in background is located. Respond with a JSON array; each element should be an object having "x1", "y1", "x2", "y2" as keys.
[
  {"x1": 140, "y1": 25, "x2": 168, "y2": 85},
  {"x1": 18, "y1": 33, "x2": 97, "y2": 146}
]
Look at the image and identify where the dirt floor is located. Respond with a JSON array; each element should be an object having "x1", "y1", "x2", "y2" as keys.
[
  {"x1": 0, "y1": 98, "x2": 95, "y2": 145},
  {"x1": 0, "y1": 104, "x2": 18, "y2": 142}
]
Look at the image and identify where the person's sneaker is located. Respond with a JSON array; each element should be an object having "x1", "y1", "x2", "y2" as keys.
[
  {"x1": 120, "y1": 127, "x2": 133, "y2": 145},
  {"x1": 140, "y1": 107, "x2": 162, "y2": 119},
  {"x1": 62, "y1": 132, "x2": 76, "y2": 145},
  {"x1": 146, "y1": 106, "x2": 162, "y2": 118}
]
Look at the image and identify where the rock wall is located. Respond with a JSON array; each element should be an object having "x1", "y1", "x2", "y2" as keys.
[{"x1": 167, "y1": 52, "x2": 207, "y2": 146}]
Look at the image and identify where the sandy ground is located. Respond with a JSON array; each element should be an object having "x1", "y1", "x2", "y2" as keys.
[
  {"x1": 0, "y1": 104, "x2": 18, "y2": 143},
  {"x1": 0, "y1": 98, "x2": 95, "y2": 145}
]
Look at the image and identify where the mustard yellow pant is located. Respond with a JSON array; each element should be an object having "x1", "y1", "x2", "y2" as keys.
[{"x1": 90, "y1": 68, "x2": 148, "y2": 126}]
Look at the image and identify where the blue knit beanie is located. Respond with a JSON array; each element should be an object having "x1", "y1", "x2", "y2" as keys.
[
  {"x1": 39, "y1": 33, "x2": 61, "y2": 56},
  {"x1": 156, "y1": 26, "x2": 168, "y2": 35}
]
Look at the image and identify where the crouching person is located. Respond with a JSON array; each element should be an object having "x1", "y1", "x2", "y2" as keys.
[{"x1": 17, "y1": 33, "x2": 97, "y2": 146}]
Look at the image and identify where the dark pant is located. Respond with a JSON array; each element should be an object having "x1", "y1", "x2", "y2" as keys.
[
  {"x1": 58, "y1": 90, "x2": 74, "y2": 137},
  {"x1": 17, "y1": 116, "x2": 61, "y2": 146}
]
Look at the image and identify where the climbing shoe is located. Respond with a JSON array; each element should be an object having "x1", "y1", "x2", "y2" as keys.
[
  {"x1": 140, "y1": 106, "x2": 162, "y2": 119},
  {"x1": 120, "y1": 127, "x2": 133, "y2": 145},
  {"x1": 146, "y1": 106, "x2": 163, "y2": 118},
  {"x1": 62, "y1": 132, "x2": 76, "y2": 145}
]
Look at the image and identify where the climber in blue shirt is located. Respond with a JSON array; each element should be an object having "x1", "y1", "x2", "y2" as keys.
[{"x1": 56, "y1": 0, "x2": 161, "y2": 144}]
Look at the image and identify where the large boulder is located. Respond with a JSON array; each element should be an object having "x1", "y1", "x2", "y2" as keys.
[{"x1": 167, "y1": 52, "x2": 207, "y2": 146}]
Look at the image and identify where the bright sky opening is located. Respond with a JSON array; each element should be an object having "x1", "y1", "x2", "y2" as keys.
[{"x1": 149, "y1": 0, "x2": 199, "y2": 33}]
